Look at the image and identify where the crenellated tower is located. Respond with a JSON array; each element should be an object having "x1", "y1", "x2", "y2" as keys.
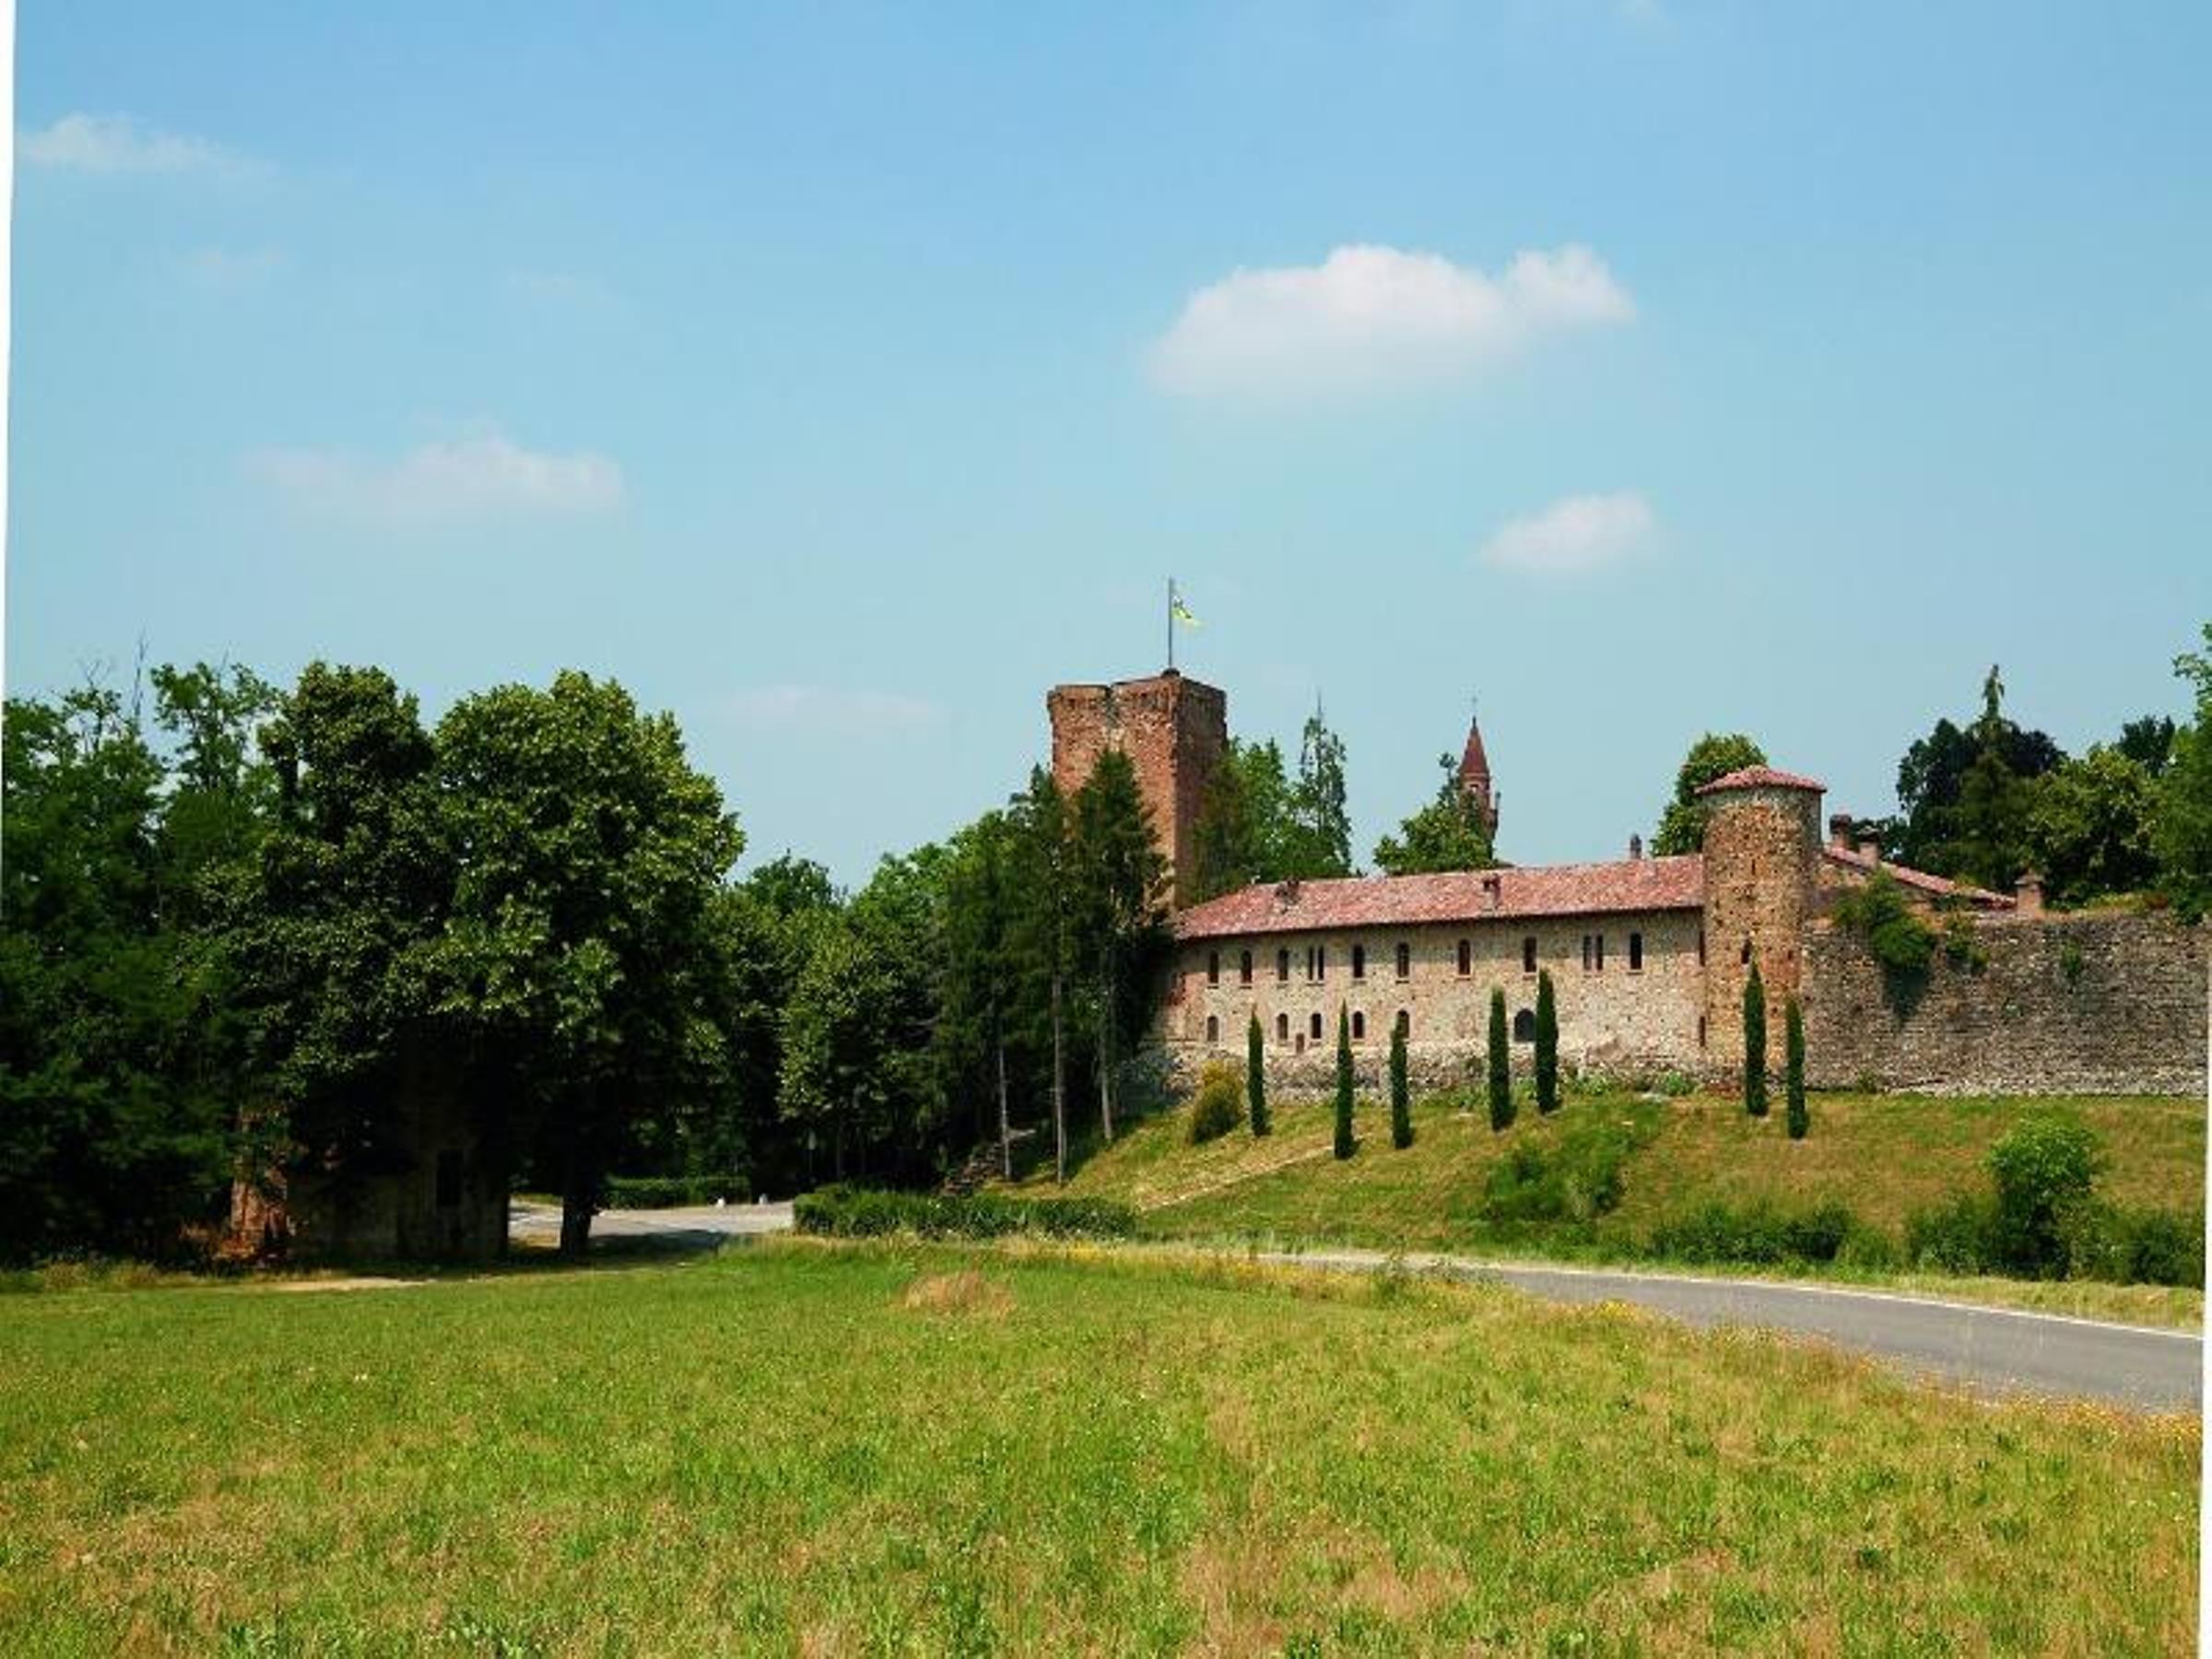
[{"x1": 1047, "y1": 669, "x2": 1227, "y2": 906}]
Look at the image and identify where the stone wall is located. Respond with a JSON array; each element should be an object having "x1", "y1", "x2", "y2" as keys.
[
  {"x1": 1802, "y1": 911, "x2": 2208, "y2": 1095},
  {"x1": 1700, "y1": 782, "x2": 1821, "y2": 1067},
  {"x1": 1048, "y1": 672, "x2": 1226, "y2": 905},
  {"x1": 1160, "y1": 908, "x2": 1707, "y2": 1098}
]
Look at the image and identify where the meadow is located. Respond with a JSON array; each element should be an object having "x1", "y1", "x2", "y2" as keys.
[
  {"x1": 1008, "y1": 1089, "x2": 2206, "y2": 1324},
  {"x1": 0, "y1": 1239, "x2": 2197, "y2": 1653}
]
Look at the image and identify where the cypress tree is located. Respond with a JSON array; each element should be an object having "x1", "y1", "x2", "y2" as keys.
[
  {"x1": 1534, "y1": 971, "x2": 1559, "y2": 1115},
  {"x1": 1247, "y1": 1011, "x2": 1270, "y2": 1136},
  {"x1": 1333, "y1": 1004, "x2": 1356, "y2": 1159},
  {"x1": 1784, "y1": 995, "x2": 1807, "y2": 1140},
  {"x1": 1743, "y1": 962, "x2": 1769, "y2": 1117},
  {"x1": 1388, "y1": 1018, "x2": 1413, "y2": 1148},
  {"x1": 1487, "y1": 986, "x2": 1513, "y2": 1132}
]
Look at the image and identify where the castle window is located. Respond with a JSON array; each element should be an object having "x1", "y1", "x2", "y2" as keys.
[
  {"x1": 1240, "y1": 950, "x2": 1253, "y2": 985},
  {"x1": 1394, "y1": 942, "x2": 1411, "y2": 980},
  {"x1": 1697, "y1": 928, "x2": 1706, "y2": 967},
  {"x1": 1740, "y1": 937, "x2": 1753, "y2": 965},
  {"x1": 1317, "y1": 946, "x2": 1326, "y2": 981},
  {"x1": 1457, "y1": 938, "x2": 1472, "y2": 977},
  {"x1": 1207, "y1": 951, "x2": 1220, "y2": 986},
  {"x1": 1581, "y1": 935, "x2": 1593, "y2": 972},
  {"x1": 1594, "y1": 934, "x2": 1605, "y2": 972},
  {"x1": 1629, "y1": 932, "x2": 1643, "y2": 972},
  {"x1": 1395, "y1": 1009, "x2": 1410, "y2": 1039},
  {"x1": 1277, "y1": 1012, "x2": 1289, "y2": 1041},
  {"x1": 1523, "y1": 936, "x2": 1537, "y2": 974},
  {"x1": 1310, "y1": 1011, "x2": 1324, "y2": 1041},
  {"x1": 1352, "y1": 944, "x2": 1366, "y2": 981},
  {"x1": 1697, "y1": 1015, "x2": 1708, "y2": 1047},
  {"x1": 1206, "y1": 1015, "x2": 1219, "y2": 1043},
  {"x1": 1277, "y1": 949, "x2": 1290, "y2": 983},
  {"x1": 1513, "y1": 1008, "x2": 1535, "y2": 1042},
  {"x1": 1351, "y1": 1010, "x2": 1366, "y2": 1041}
]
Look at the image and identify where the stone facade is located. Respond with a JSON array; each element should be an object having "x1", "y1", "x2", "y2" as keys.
[{"x1": 1048, "y1": 671, "x2": 1227, "y2": 905}]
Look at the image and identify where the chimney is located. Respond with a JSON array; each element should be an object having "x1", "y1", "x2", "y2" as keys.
[
  {"x1": 1857, "y1": 834, "x2": 1880, "y2": 863},
  {"x1": 1829, "y1": 812, "x2": 1855, "y2": 852},
  {"x1": 1481, "y1": 872, "x2": 1502, "y2": 912},
  {"x1": 2015, "y1": 870, "x2": 2044, "y2": 917},
  {"x1": 1628, "y1": 833, "x2": 1643, "y2": 860}
]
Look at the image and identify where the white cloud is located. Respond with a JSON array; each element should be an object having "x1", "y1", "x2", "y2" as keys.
[
  {"x1": 726, "y1": 687, "x2": 944, "y2": 739},
  {"x1": 21, "y1": 112, "x2": 254, "y2": 175},
  {"x1": 1146, "y1": 242, "x2": 1633, "y2": 399},
  {"x1": 247, "y1": 429, "x2": 625, "y2": 523},
  {"x1": 1480, "y1": 491, "x2": 1655, "y2": 575}
]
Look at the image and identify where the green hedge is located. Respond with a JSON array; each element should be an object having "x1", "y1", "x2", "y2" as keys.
[
  {"x1": 604, "y1": 1173, "x2": 752, "y2": 1209},
  {"x1": 793, "y1": 1185, "x2": 1139, "y2": 1241},
  {"x1": 1648, "y1": 1200, "x2": 1877, "y2": 1268}
]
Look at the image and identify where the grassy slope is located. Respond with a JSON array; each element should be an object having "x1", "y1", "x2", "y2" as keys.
[
  {"x1": 1010, "y1": 1091, "x2": 2206, "y2": 1324},
  {"x1": 0, "y1": 1241, "x2": 2196, "y2": 1653}
]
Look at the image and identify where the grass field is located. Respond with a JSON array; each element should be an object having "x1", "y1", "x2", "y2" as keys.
[
  {"x1": 1006, "y1": 1089, "x2": 2206, "y2": 1324},
  {"x1": 0, "y1": 1240, "x2": 2198, "y2": 1653}
]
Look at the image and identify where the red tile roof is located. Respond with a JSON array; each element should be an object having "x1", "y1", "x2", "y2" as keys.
[
  {"x1": 1820, "y1": 844, "x2": 2015, "y2": 909},
  {"x1": 1696, "y1": 764, "x2": 1827, "y2": 795},
  {"x1": 1459, "y1": 715, "x2": 1491, "y2": 785},
  {"x1": 1173, "y1": 856, "x2": 1705, "y2": 941}
]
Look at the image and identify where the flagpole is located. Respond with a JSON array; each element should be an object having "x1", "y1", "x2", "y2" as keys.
[{"x1": 1167, "y1": 577, "x2": 1174, "y2": 673}]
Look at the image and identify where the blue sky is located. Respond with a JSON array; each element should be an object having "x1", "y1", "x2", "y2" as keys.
[{"x1": 10, "y1": 2, "x2": 2209, "y2": 886}]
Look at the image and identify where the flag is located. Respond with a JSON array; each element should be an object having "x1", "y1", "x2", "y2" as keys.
[{"x1": 1171, "y1": 593, "x2": 1200, "y2": 628}]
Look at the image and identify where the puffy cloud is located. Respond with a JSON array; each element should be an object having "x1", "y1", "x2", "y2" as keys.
[
  {"x1": 1480, "y1": 491, "x2": 1654, "y2": 575},
  {"x1": 22, "y1": 112, "x2": 253, "y2": 175},
  {"x1": 725, "y1": 687, "x2": 944, "y2": 739},
  {"x1": 247, "y1": 429, "x2": 625, "y2": 523},
  {"x1": 1147, "y1": 242, "x2": 1632, "y2": 399}
]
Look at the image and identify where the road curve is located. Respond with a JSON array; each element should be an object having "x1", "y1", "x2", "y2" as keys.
[{"x1": 1269, "y1": 1247, "x2": 2202, "y2": 1411}]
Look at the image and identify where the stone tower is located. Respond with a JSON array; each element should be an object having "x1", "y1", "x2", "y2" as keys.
[
  {"x1": 1697, "y1": 765, "x2": 1824, "y2": 1066},
  {"x1": 1457, "y1": 710, "x2": 1500, "y2": 838},
  {"x1": 1047, "y1": 670, "x2": 1227, "y2": 907}
]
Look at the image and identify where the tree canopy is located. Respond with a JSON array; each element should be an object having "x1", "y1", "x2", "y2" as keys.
[
  {"x1": 1373, "y1": 752, "x2": 1499, "y2": 876},
  {"x1": 1653, "y1": 733, "x2": 1767, "y2": 855}
]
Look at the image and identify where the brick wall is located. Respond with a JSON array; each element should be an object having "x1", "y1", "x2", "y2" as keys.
[
  {"x1": 1803, "y1": 911, "x2": 2208, "y2": 1095},
  {"x1": 1048, "y1": 672, "x2": 1226, "y2": 904},
  {"x1": 1700, "y1": 783, "x2": 1821, "y2": 1066}
]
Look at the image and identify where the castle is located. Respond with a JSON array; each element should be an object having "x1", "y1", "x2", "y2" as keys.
[{"x1": 1048, "y1": 669, "x2": 2207, "y2": 1097}]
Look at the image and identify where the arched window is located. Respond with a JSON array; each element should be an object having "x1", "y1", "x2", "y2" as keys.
[
  {"x1": 1310, "y1": 1011, "x2": 1324, "y2": 1041},
  {"x1": 1512, "y1": 1008, "x2": 1536, "y2": 1042},
  {"x1": 1351, "y1": 944, "x2": 1366, "y2": 981},
  {"x1": 1395, "y1": 1009, "x2": 1410, "y2": 1039},
  {"x1": 1205, "y1": 1015, "x2": 1219, "y2": 1042},
  {"x1": 1240, "y1": 950, "x2": 1253, "y2": 985},
  {"x1": 1697, "y1": 1015, "x2": 1708, "y2": 1047},
  {"x1": 1277, "y1": 949, "x2": 1290, "y2": 982},
  {"x1": 1740, "y1": 937, "x2": 1753, "y2": 965},
  {"x1": 1456, "y1": 938, "x2": 1472, "y2": 976},
  {"x1": 1351, "y1": 1010, "x2": 1366, "y2": 1041},
  {"x1": 1395, "y1": 942, "x2": 1411, "y2": 980},
  {"x1": 1523, "y1": 935, "x2": 1537, "y2": 973},
  {"x1": 1207, "y1": 950, "x2": 1220, "y2": 986},
  {"x1": 1277, "y1": 1012, "x2": 1289, "y2": 1041},
  {"x1": 1594, "y1": 934, "x2": 1605, "y2": 972},
  {"x1": 1316, "y1": 946, "x2": 1326, "y2": 981},
  {"x1": 1629, "y1": 932, "x2": 1643, "y2": 972}
]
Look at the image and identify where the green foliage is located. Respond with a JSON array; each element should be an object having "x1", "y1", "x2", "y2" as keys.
[
  {"x1": 1388, "y1": 1021, "x2": 1413, "y2": 1149},
  {"x1": 1653, "y1": 733, "x2": 1767, "y2": 856},
  {"x1": 1783, "y1": 997, "x2": 1807, "y2": 1141},
  {"x1": 2155, "y1": 624, "x2": 2212, "y2": 920},
  {"x1": 1649, "y1": 1200, "x2": 1861, "y2": 1267},
  {"x1": 1478, "y1": 1122, "x2": 1636, "y2": 1228},
  {"x1": 1742, "y1": 964, "x2": 1768, "y2": 1117},
  {"x1": 1192, "y1": 720, "x2": 1357, "y2": 896},
  {"x1": 1830, "y1": 869, "x2": 1936, "y2": 1007},
  {"x1": 1885, "y1": 666, "x2": 2064, "y2": 882},
  {"x1": 1187, "y1": 1063, "x2": 1244, "y2": 1146},
  {"x1": 1372, "y1": 752, "x2": 1498, "y2": 877},
  {"x1": 2025, "y1": 746, "x2": 2159, "y2": 904},
  {"x1": 1986, "y1": 1114, "x2": 2105, "y2": 1277},
  {"x1": 1486, "y1": 987, "x2": 1512, "y2": 1133},
  {"x1": 1533, "y1": 971, "x2": 1559, "y2": 1114},
  {"x1": 792, "y1": 1185, "x2": 1137, "y2": 1240},
  {"x1": 1333, "y1": 1006, "x2": 1355, "y2": 1159},
  {"x1": 1071, "y1": 749, "x2": 1172, "y2": 1144},
  {"x1": 1291, "y1": 711, "x2": 1354, "y2": 878},
  {"x1": 603, "y1": 1173, "x2": 751, "y2": 1208},
  {"x1": 1246, "y1": 1013, "x2": 1269, "y2": 1136},
  {"x1": 2063, "y1": 1203, "x2": 2206, "y2": 1288}
]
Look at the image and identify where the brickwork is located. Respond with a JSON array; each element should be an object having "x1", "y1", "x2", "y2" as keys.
[
  {"x1": 1803, "y1": 911, "x2": 2208, "y2": 1095},
  {"x1": 1048, "y1": 671, "x2": 1226, "y2": 904},
  {"x1": 1698, "y1": 780, "x2": 1821, "y2": 1066}
]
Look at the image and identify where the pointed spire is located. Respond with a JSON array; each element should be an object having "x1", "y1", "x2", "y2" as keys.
[{"x1": 1458, "y1": 702, "x2": 1499, "y2": 837}]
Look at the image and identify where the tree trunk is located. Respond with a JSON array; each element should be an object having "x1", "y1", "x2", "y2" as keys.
[
  {"x1": 1096, "y1": 950, "x2": 1116, "y2": 1144},
  {"x1": 996, "y1": 1034, "x2": 1011, "y2": 1181},
  {"x1": 1050, "y1": 968, "x2": 1066, "y2": 1184},
  {"x1": 559, "y1": 1112, "x2": 594, "y2": 1259}
]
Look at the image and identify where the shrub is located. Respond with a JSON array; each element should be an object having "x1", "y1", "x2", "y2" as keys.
[
  {"x1": 1486, "y1": 987, "x2": 1513, "y2": 1132},
  {"x1": 1478, "y1": 1119, "x2": 1637, "y2": 1228},
  {"x1": 793, "y1": 1185, "x2": 1138, "y2": 1241},
  {"x1": 1187, "y1": 1062, "x2": 1244, "y2": 1146},
  {"x1": 2065, "y1": 1202, "x2": 2206, "y2": 1288},
  {"x1": 1831, "y1": 869, "x2": 1936, "y2": 1008},
  {"x1": 1333, "y1": 1006, "x2": 1356, "y2": 1159},
  {"x1": 1649, "y1": 1200, "x2": 1861, "y2": 1267},
  {"x1": 605, "y1": 1173, "x2": 751, "y2": 1208},
  {"x1": 1534, "y1": 971, "x2": 1559, "y2": 1115},
  {"x1": 1783, "y1": 996, "x2": 1807, "y2": 1140},
  {"x1": 1388, "y1": 1021, "x2": 1413, "y2": 1149},
  {"x1": 1246, "y1": 1013, "x2": 1270, "y2": 1136},
  {"x1": 1987, "y1": 1114, "x2": 2105, "y2": 1277},
  {"x1": 1904, "y1": 1194, "x2": 1999, "y2": 1275},
  {"x1": 1742, "y1": 963, "x2": 1768, "y2": 1118}
]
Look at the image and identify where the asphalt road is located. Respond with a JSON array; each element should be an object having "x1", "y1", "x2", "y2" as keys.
[{"x1": 508, "y1": 1203, "x2": 2200, "y2": 1410}]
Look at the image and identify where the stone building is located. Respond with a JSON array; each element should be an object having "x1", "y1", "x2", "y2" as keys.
[{"x1": 1053, "y1": 670, "x2": 2206, "y2": 1097}]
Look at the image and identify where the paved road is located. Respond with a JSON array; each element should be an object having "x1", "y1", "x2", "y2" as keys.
[
  {"x1": 1270, "y1": 1248, "x2": 2203, "y2": 1411},
  {"x1": 507, "y1": 1203, "x2": 2200, "y2": 1409}
]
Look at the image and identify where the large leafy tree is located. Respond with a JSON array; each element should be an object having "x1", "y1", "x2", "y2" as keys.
[
  {"x1": 1373, "y1": 752, "x2": 1499, "y2": 875},
  {"x1": 938, "y1": 811, "x2": 1027, "y2": 1178},
  {"x1": 2024, "y1": 746, "x2": 2159, "y2": 905},
  {"x1": 1880, "y1": 669, "x2": 2064, "y2": 877},
  {"x1": 1288, "y1": 709, "x2": 1354, "y2": 877},
  {"x1": 1070, "y1": 748, "x2": 1170, "y2": 1144},
  {"x1": 434, "y1": 671, "x2": 741, "y2": 1254},
  {"x1": 1006, "y1": 767, "x2": 1077, "y2": 1181},
  {"x1": 1653, "y1": 734, "x2": 1767, "y2": 856},
  {"x1": 2155, "y1": 624, "x2": 2212, "y2": 920}
]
